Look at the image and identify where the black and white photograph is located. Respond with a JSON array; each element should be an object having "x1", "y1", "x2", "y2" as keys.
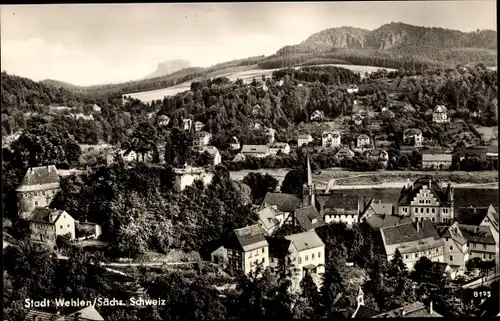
[{"x1": 1, "y1": 1, "x2": 499, "y2": 320}]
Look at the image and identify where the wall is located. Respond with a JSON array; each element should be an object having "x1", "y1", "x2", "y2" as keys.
[
  {"x1": 389, "y1": 244, "x2": 444, "y2": 271},
  {"x1": 469, "y1": 243, "x2": 497, "y2": 261},
  {"x1": 324, "y1": 212, "x2": 358, "y2": 226},
  {"x1": 17, "y1": 188, "x2": 60, "y2": 219},
  {"x1": 30, "y1": 222, "x2": 56, "y2": 242},
  {"x1": 289, "y1": 245, "x2": 325, "y2": 284},
  {"x1": 54, "y1": 212, "x2": 76, "y2": 240},
  {"x1": 442, "y1": 237, "x2": 468, "y2": 268},
  {"x1": 243, "y1": 245, "x2": 269, "y2": 274},
  {"x1": 422, "y1": 160, "x2": 452, "y2": 169}
]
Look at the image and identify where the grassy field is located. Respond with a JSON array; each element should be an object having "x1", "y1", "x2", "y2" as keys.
[
  {"x1": 475, "y1": 126, "x2": 498, "y2": 143},
  {"x1": 126, "y1": 64, "x2": 396, "y2": 103}
]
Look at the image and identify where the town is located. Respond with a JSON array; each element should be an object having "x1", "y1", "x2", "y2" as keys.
[{"x1": 2, "y1": 3, "x2": 499, "y2": 321}]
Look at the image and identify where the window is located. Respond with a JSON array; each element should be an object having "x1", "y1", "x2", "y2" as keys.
[
  {"x1": 67, "y1": 224, "x2": 70, "y2": 228},
  {"x1": 305, "y1": 255, "x2": 308, "y2": 261},
  {"x1": 432, "y1": 218, "x2": 435, "y2": 222},
  {"x1": 472, "y1": 243, "x2": 476, "y2": 248},
  {"x1": 60, "y1": 225, "x2": 63, "y2": 229},
  {"x1": 419, "y1": 200, "x2": 423, "y2": 204},
  {"x1": 450, "y1": 246, "x2": 453, "y2": 250},
  {"x1": 262, "y1": 257, "x2": 265, "y2": 263},
  {"x1": 405, "y1": 254, "x2": 408, "y2": 259},
  {"x1": 262, "y1": 248, "x2": 265, "y2": 253},
  {"x1": 312, "y1": 253, "x2": 315, "y2": 259},
  {"x1": 432, "y1": 208, "x2": 435, "y2": 213},
  {"x1": 483, "y1": 254, "x2": 486, "y2": 259},
  {"x1": 318, "y1": 252, "x2": 321, "y2": 258},
  {"x1": 420, "y1": 208, "x2": 424, "y2": 213},
  {"x1": 415, "y1": 253, "x2": 418, "y2": 258},
  {"x1": 299, "y1": 257, "x2": 302, "y2": 264},
  {"x1": 271, "y1": 258, "x2": 275, "y2": 263},
  {"x1": 489, "y1": 254, "x2": 493, "y2": 260},
  {"x1": 426, "y1": 208, "x2": 429, "y2": 213},
  {"x1": 35, "y1": 201, "x2": 39, "y2": 206},
  {"x1": 483, "y1": 244, "x2": 487, "y2": 249}
]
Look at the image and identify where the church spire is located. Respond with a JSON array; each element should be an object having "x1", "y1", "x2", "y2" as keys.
[
  {"x1": 306, "y1": 152, "x2": 313, "y2": 186},
  {"x1": 302, "y1": 152, "x2": 315, "y2": 207}
]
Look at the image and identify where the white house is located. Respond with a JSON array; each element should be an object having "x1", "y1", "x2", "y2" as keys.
[
  {"x1": 194, "y1": 121, "x2": 205, "y2": 132},
  {"x1": 357, "y1": 134, "x2": 370, "y2": 148},
  {"x1": 230, "y1": 136, "x2": 241, "y2": 150},
  {"x1": 298, "y1": 134, "x2": 314, "y2": 147},
  {"x1": 158, "y1": 115, "x2": 170, "y2": 126},
  {"x1": 347, "y1": 84, "x2": 359, "y2": 94},
  {"x1": 268, "y1": 142, "x2": 290, "y2": 155},
  {"x1": 322, "y1": 131, "x2": 341, "y2": 148},
  {"x1": 199, "y1": 146, "x2": 222, "y2": 166},
  {"x1": 172, "y1": 166, "x2": 214, "y2": 192},
  {"x1": 182, "y1": 118, "x2": 193, "y2": 131},
  {"x1": 403, "y1": 128, "x2": 423, "y2": 147},
  {"x1": 285, "y1": 231, "x2": 325, "y2": 289},
  {"x1": 257, "y1": 206, "x2": 285, "y2": 236},
  {"x1": 310, "y1": 110, "x2": 325, "y2": 121},
  {"x1": 225, "y1": 224, "x2": 269, "y2": 275},
  {"x1": 432, "y1": 105, "x2": 449, "y2": 123}
]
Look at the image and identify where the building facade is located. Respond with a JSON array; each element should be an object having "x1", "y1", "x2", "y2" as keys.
[
  {"x1": 225, "y1": 224, "x2": 269, "y2": 275},
  {"x1": 432, "y1": 105, "x2": 449, "y2": 123},
  {"x1": 357, "y1": 134, "x2": 370, "y2": 148},
  {"x1": 16, "y1": 165, "x2": 61, "y2": 220},
  {"x1": 29, "y1": 208, "x2": 76, "y2": 243},
  {"x1": 322, "y1": 132, "x2": 341, "y2": 147},
  {"x1": 397, "y1": 177, "x2": 454, "y2": 224},
  {"x1": 422, "y1": 153, "x2": 452, "y2": 170},
  {"x1": 298, "y1": 134, "x2": 314, "y2": 147},
  {"x1": 241, "y1": 145, "x2": 270, "y2": 158}
]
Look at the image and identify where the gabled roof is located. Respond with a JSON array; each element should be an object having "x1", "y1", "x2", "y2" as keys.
[
  {"x1": 268, "y1": 142, "x2": 289, "y2": 149},
  {"x1": 381, "y1": 220, "x2": 440, "y2": 246},
  {"x1": 336, "y1": 147, "x2": 355, "y2": 157},
  {"x1": 321, "y1": 193, "x2": 359, "y2": 210},
  {"x1": 193, "y1": 131, "x2": 211, "y2": 138},
  {"x1": 403, "y1": 128, "x2": 422, "y2": 136},
  {"x1": 434, "y1": 105, "x2": 447, "y2": 113},
  {"x1": 263, "y1": 192, "x2": 302, "y2": 212},
  {"x1": 29, "y1": 208, "x2": 67, "y2": 225},
  {"x1": 298, "y1": 134, "x2": 312, "y2": 139},
  {"x1": 226, "y1": 224, "x2": 268, "y2": 252},
  {"x1": 258, "y1": 207, "x2": 281, "y2": 231},
  {"x1": 285, "y1": 230, "x2": 324, "y2": 252},
  {"x1": 457, "y1": 224, "x2": 496, "y2": 245},
  {"x1": 16, "y1": 165, "x2": 60, "y2": 192},
  {"x1": 23, "y1": 310, "x2": 64, "y2": 321},
  {"x1": 422, "y1": 153, "x2": 452, "y2": 162},
  {"x1": 358, "y1": 134, "x2": 370, "y2": 140},
  {"x1": 455, "y1": 206, "x2": 490, "y2": 225},
  {"x1": 353, "y1": 305, "x2": 380, "y2": 318},
  {"x1": 241, "y1": 145, "x2": 270, "y2": 154},
  {"x1": 373, "y1": 301, "x2": 442, "y2": 318},
  {"x1": 265, "y1": 236, "x2": 291, "y2": 258},
  {"x1": 364, "y1": 149, "x2": 388, "y2": 158},
  {"x1": 294, "y1": 205, "x2": 326, "y2": 231},
  {"x1": 398, "y1": 177, "x2": 451, "y2": 206},
  {"x1": 364, "y1": 215, "x2": 413, "y2": 230}
]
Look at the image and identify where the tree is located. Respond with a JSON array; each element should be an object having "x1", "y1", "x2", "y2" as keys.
[
  {"x1": 56, "y1": 233, "x2": 72, "y2": 251},
  {"x1": 294, "y1": 272, "x2": 321, "y2": 318},
  {"x1": 168, "y1": 128, "x2": 194, "y2": 166},
  {"x1": 242, "y1": 172, "x2": 278, "y2": 204},
  {"x1": 281, "y1": 167, "x2": 305, "y2": 194},
  {"x1": 10, "y1": 123, "x2": 82, "y2": 169}
]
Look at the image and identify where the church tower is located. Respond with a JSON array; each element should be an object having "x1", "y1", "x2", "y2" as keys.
[{"x1": 302, "y1": 153, "x2": 315, "y2": 207}]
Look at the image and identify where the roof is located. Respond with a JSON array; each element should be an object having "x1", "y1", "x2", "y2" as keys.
[
  {"x1": 298, "y1": 134, "x2": 312, "y2": 139},
  {"x1": 16, "y1": 165, "x2": 60, "y2": 192},
  {"x1": 364, "y1": 215, "x2": 413, "y2": 229},
  {"x1": 23, "y1": 310, "x2": 64, "y2": 321},
  {"x1": 398, "y1": 176, "x2": 451, "y2": 206},
  {"x1": 294, "y1": 205, "x2": 326, "y2": 231},
  {"x1": 381, "y1": 220, "x2": 440, "y2": 246},
  {"x1": 29, "y1": 208, "x2": 66, "y2": 224},
  {"x1": 241, "y1": 145, "x2": 270, "y2": 154},
  {"x1": 370, "y1": 201, "x2": 393, "y2": 215},
  {"x1": 403, "y1": 128, "x2": 422, "y2": 136},
  {"x1": 263, "y1": 192, "x2": 302, "y2": 212},
  {"x1": 285, "y1": 230, "x2": 324, "y2": 252},
  {"x1": 66, "y1": 306, "x2": 105, "y2": 321},
  {"x1": 455, "y1": 206, "x2": 490, "y2": 225},
  {"x1": 432, "y1": 262, "x2": 450, "y2": 274},
  {"x1": 358, "y1": 134, "x2": 370, "y2": 140},
  {"x1": 458, "y1": 224, "x2": 496, "y2": 245},
  {"x1": 226, "y1": 224, "x2": 268, "y2": 252},
  {"x1": 353, "y1": 305, "x2": 380, "y2": 318},
  {"x1": 373, "y1": 301, "x2": 442, "y2": 318},
  {"x1": 265, "y1": 237, "x2": 292, "y2": 258},
  {"x1": 422, "y1": 153, "x2": 452, "y2": 162},
  {"x1": 336, "y1": 147, "x2": 355, "y2": 157},
  {"x1": 321, "y1": 193, "x2": 359, "y2": 211},
  {"x1": 364, "y1": 149, "x2": 388, "y2": 158},
  {"x1": 434, "y1": 105, "x2": 447, "y2": 113},
  {"x1": 258, "y1": 207, "x2": 281, "y2": 231}
]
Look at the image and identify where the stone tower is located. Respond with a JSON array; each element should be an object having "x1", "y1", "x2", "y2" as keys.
[{"x1": 302, "y1": 153, "x2": 315, "y2": 207}]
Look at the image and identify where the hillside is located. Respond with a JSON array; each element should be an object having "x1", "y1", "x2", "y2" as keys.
[
  {"x1": 145, "y1": 59, "x2": 192, "y2": 79},
  {"x1": 268, "y1": 22, "x2": 497, "y2": 70}
]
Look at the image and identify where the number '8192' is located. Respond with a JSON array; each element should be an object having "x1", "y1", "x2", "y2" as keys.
[{"x1": 473, "y1": 291, "x2": 491, "y2": 298}]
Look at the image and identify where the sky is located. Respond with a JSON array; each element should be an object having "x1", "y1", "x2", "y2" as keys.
[{"x1": 1, "y1": 1, "x2": 496, "y2": 86}]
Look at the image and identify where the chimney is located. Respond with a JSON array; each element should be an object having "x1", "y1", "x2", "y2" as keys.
[{"x1": 430, "y1": 301, "x2": 433, "y2": 315}]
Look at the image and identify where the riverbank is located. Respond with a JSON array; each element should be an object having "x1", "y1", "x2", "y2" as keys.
[{"x1": 229, "y1": 169, "x2": 498, "y2": 188}]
